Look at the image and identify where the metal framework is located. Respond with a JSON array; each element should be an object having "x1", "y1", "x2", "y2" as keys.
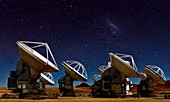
[
  {"x1": 145, "y1": 65, "x2": 166, "y2": 80},
  {"x1": 99, "y1": 62, "x2": 112, "y2": 72},
  {"x1": 63, "y1": 60, "x2": 88, "y2": 80},
  {"x1": 40, "y1": 72, "x2": 55, "y2": 85},
  {"x1": 114, "y1": 53, "x2": 138, "y2": 72},
  {"x1": 19, "y1": 41, "x2": 58, "y2": 68}
]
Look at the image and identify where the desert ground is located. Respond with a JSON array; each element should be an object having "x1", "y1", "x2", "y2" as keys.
[
  {"x1": 0, "y1": 97, "x2": 170, "y2": 102},
  {"x1": 1, "y1": 81, "x2": 170, "y2": 102}
]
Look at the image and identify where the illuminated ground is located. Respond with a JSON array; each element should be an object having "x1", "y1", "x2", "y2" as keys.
[
  {"x1": 0, "y1": 97, "x2": 170, "y2": 102},
  {"x1": 1, "y1": 85, "x2": 170, "y2": 102}
]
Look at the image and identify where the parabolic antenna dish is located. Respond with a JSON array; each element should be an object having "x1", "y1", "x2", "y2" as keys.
[
  {"x1": 62, "y1": 60, "x2": 88, "y2": 82},
  {"x1": 109, "y1": 53, "x2": 140, "y2": 78},
  {"x1": 40, "y1": 72, "x2": 55, "y2": 85},
  {"x1": 98, "y1": 66, "x2": 107, "y2": 76},
  {"x1": 92, "y1": 75, "x2": 101, "y2": 82},
  {"x1": 99, "y1": 66, "x2": 113, "y2": 78},
  {"x1": 140, "y1": 73, "x2": 147, "y2": 80},
  {"x1": 17, "y1": 41, "x2": 59, "y2": 72},
  {"x1": 98, "y1": 62, "x2": 112, "y2": 77},
  {"x1": 144, "y1": 65, "x2": 166, "y2": 84}
]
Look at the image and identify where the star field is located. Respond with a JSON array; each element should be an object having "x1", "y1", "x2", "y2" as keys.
[{"x1": 0, "y1": 0, "x2": 170, "y2": 86}]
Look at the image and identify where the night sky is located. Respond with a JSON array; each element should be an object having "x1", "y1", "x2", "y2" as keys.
[{"x1": 0, "y1": 0, "x2": 170, "y2": 87}]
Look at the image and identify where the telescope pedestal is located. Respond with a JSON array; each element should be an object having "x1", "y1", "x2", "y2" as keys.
[
  {"x1": 59, "y1": 74, "x2": 76, "y2": 97},
  {"x1": 91, "y1": 68, "x2": 127, "y2": 97},
  {"x1": 7, "y1": 60, "x2": 45, "y2": 95},
  {"x1": 103, "y1": 68, "x2": 126, "y2": 97},
  {"x1": 138, "y1": 77, "x2": 154, "y2": 97}
]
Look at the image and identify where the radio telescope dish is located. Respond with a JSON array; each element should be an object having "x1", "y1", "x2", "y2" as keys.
[
  {"x1": 62, "y1": 60, "x2": 88, "y2": 82},
  {"x1": 98, "y1": 66, "x2": 107, "y2": 76},
  {"x1": 40, "y1": 72, "x2": 55, "y2": 85},
  {"x1": 144, "y1": 65, "x2": 166, "y2": 84},
  {"x1": 99, "y1": 66, "x2": 112, "y2": 78},
  {"x1": 140, "y1": 73, "x2": 147, "y2": 80},
  {"x1": 17, "y1": 41, "x2": 59, "y2": 72},
  {"x1": 98, "y1": 62, "x2": 112, "y2": 77},
  {"x1": 109, "y1": 53, "x2": 140, "y2": 78},
  {"x1": 92, "y1": 75, "x2": 101, "y2": 82}
]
